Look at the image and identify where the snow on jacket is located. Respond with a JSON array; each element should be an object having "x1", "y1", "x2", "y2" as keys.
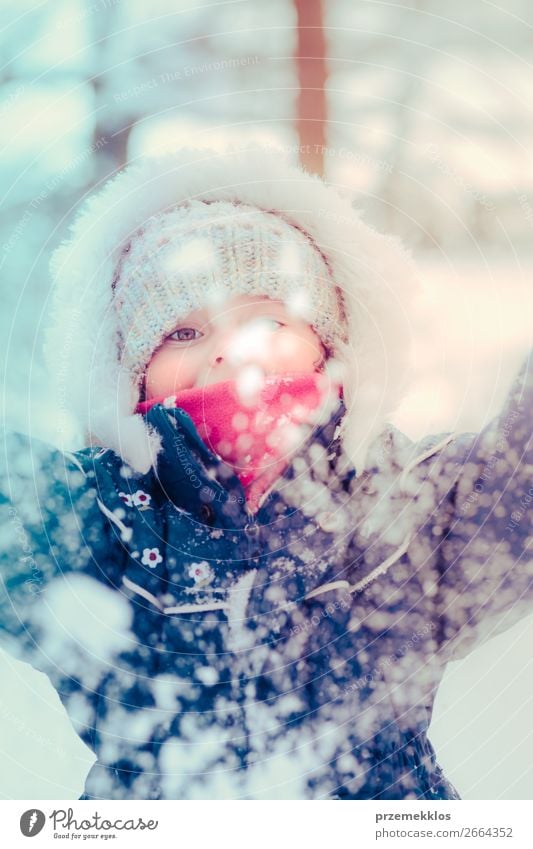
[{"x1": 1, "y1": 353, "x2": 531, "y2": 800}]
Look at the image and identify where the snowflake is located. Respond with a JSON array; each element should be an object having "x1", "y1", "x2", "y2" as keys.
[{"x1": 141, "y1": 547, "x2": 163, "y2": 568}]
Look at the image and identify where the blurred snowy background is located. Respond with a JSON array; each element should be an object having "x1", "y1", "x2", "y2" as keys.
[{"x1": 1, "y1": 0, "x2": 532, "y2": 799}]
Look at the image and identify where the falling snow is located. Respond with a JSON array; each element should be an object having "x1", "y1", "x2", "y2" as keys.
[{"x1": 0, "y1": 352, "x2": 531, "y2": 800}]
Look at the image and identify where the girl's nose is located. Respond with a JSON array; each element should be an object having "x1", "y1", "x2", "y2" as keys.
[
  {"x1": 209, "y1": 318, "x2": 266, "y2": 369},
  {"x1": 200, "y1": 347, "x2": 233, "y2": 387},
  {"x1": 209, "y1": 324, "x2": 239, "y2": 367},
  {"x1": 210, "y1": 340, "x2": 230, "y2": 367}
]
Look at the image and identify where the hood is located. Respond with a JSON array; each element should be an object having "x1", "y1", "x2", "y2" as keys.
[{"x1": 43, "y1": 142, "x2": 420, "y2": 476}]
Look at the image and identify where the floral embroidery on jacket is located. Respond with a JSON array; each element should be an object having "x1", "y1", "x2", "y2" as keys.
[
  {"x1": 118, "y1": 489, "x2": 151, "y2": 509},
  {"x1": 188, "y1": 561, "x2": 214, "y2": 586},
  {"x1": 141, "y1": 547, "x2": 163, "y2": 568}
]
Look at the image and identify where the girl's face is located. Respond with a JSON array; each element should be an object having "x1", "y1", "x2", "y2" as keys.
[{"x1": 143, "y1": 294, "x2": 327, "y2": 400}]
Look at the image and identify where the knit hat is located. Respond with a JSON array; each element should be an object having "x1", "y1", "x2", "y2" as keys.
[
  {"x1": 44, "y1": 142, "x2": 420, "y2": 477},
  {"x1": 112, "y1": 199, "x2": 348, "y2": 387}
]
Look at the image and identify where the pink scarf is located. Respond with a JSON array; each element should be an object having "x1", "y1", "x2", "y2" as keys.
[{"x1": 136, "y1": 372, "x2": 343, "y2": 512}]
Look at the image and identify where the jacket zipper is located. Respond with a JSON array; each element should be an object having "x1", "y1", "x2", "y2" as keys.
[{"x1": 243, "y1": 505, "x2": 262, "y2": 564}]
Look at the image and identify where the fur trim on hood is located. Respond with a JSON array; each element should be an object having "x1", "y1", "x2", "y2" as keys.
[{"x1": 44, "y1": 142, "x2": 420, "y2": 476}]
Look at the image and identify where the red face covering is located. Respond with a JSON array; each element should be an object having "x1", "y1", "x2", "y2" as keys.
[{"x1": 136, "y1": 372, "x2": 343, "y2": 513}]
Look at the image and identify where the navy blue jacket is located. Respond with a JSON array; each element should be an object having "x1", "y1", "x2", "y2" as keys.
[{"x1": 1, "y1": 356, "x2": 532, "y2": 799}]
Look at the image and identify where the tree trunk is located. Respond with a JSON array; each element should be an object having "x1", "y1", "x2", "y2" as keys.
[{"x1": 294, "y1": 0, "x2": 327, "y2": 176}]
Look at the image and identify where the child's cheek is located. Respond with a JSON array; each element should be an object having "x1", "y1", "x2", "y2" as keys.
[
  {"x1": 144, "y1": 346, "x2": 199, "y2": 398},
  {"x1": 272, "y1": 332, "x2": 322, "y2": 372}
]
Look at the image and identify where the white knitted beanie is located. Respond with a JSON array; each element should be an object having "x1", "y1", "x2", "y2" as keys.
[{"x1": 112, "y1": 198, "x2": 348, "y2": 388}]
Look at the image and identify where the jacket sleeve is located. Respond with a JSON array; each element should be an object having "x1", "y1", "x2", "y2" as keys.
[
  {"x1": 426, "y1": 353, "x2": 533, "y2": 663},
  {"x1": 0, "y1": 430, "x2": 133, "y2": 743}
]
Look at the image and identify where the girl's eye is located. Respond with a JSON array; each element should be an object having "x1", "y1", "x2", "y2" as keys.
[
  {"x1": 168, "y1": 327, "x2": 204, "y2": 342},
  {"x1": 167, "y1": 318, "x2": 283, "y2": 343},
  {"x1": 253, "y1": 317, "x2": 285, "y2": 330}
]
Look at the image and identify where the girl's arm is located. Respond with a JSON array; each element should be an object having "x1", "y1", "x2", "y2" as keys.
[
  {"x1": 422, "y1": 353, "x2": 533, "y2": 663},
  {"x1": 0, "y1": 431, "x2": 132, "y2": 736}
]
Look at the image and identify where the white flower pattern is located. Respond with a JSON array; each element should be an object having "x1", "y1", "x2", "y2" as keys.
[
  {"x1": 141, "y1": 547, "x2": 163, "y2": 568},
  {"x1": 133, "y1": 489, "x2": 151, "y2": 508},
  {"x1": 188, "y1": 561, "x2": 214, "y2": 586},
  {"x1": 118, "y1": 490, "x2": 151, "y2": 509}
]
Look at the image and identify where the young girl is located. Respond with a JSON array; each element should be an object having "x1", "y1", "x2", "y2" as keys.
[{"x1": 1, "y1": 144, "x2": 531, "y2": 800}]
